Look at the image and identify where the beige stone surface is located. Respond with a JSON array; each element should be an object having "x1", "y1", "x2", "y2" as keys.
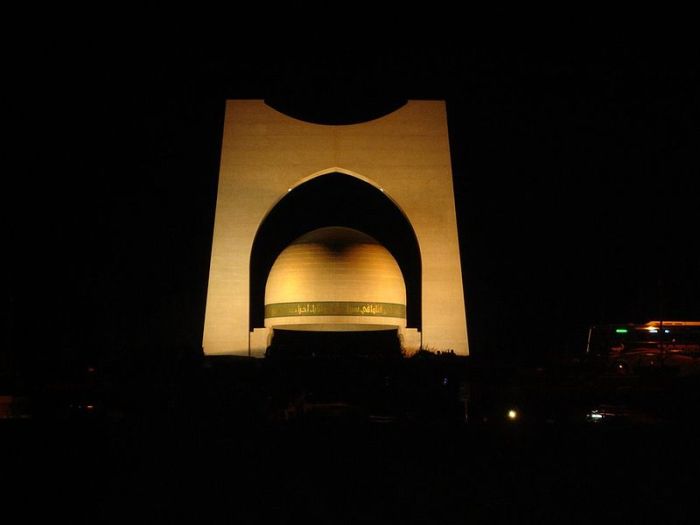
[
  {"x1": 264, "y1": 227, "x2": 406, "y2": 332},
  {"x1": 203, "y1": 100, "x2": 468, "y2": 355}
]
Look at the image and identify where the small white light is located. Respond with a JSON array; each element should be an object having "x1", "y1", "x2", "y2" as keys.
[
  {"x1": 287, "y1": 188, "x2": 292, "y2": 192},
  {"x1": 379, "y1": 188, "x2": 384, "y2": 192},
  {"x1": 507, "y1": 409, "x2": 518, "y2": 420}
]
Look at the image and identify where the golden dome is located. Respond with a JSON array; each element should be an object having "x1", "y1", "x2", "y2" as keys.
[{"x1": 264, "y1": 227, "x2": 406, "y2": 331}]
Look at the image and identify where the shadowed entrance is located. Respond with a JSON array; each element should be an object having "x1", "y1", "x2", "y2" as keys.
[{"x1": 266, "y1": 329, "x2": 402, "y2": 360}]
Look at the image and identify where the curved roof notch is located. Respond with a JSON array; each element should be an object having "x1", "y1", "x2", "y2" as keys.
[{"x1": 265, "y1": 97, "x2": 407, "y2": 126}]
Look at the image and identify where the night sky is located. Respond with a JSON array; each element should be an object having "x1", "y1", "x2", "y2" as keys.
[{"x1": 9, "y1": 40, "x2": 700, "y2": 374}]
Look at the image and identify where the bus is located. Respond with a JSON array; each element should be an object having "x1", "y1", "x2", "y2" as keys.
[{"x1": 585, "y1": 321, "x2": 700, "y2": 375}]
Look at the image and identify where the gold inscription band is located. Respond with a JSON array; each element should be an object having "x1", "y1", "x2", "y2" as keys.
[{"x1": 265, "y1": 302, "x2": 406, "y2": 319}]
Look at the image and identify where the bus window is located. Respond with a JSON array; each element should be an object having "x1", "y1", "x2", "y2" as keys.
[
  {"x1": 585, "y1": 322, "x2": 699, "y2": 375},
  {"x1": 586, "y1": 322, "x2": 700, "y2": 357}
]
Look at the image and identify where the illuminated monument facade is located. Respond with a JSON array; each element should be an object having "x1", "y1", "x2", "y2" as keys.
[{"x1": 203, "y1": 100, "x2": 468, "y2": 356}]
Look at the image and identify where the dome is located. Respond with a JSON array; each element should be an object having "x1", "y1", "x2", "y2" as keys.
[{"x1": 264, "y1": 227, "x2": 406, "y2": 331}]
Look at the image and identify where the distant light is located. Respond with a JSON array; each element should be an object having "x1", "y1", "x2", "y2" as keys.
[
  {"x1": 588, "y1": 410, "x2": 604, "y2": 422},
  {"x1": 507, "y1": 409, "x2": 518, "y2": 420},
  {"x1": 615, "y1": 328, "x2": 628, "y2": 334},
  {"x1": 442, "y1": 377, "x2": 448, "y2": 386},
  {"x1": 664, "y1": 329, "x2": 670, "y2": 333},
  {"x1": 85, "y1": 405, "x2": 94, "y2": 411},
  {"x1": 648, "y1": 328, "x2": 658, "y2": 333}
]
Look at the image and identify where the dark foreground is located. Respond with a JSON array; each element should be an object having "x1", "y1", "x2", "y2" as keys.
[{"x1": 4, "y1": 415, "x2": 700, "y2": 524}]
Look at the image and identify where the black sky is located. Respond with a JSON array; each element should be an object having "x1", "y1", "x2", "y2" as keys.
[{"x1": 9, "y1": 40, "x2": 700, "y2": 373}]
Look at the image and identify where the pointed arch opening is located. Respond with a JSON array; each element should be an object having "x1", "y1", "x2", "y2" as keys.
[{"x1": 249, "y1": 172, "x2": 422, "y2": 332}]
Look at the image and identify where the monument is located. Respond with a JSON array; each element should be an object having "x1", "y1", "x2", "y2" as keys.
[{"x1": 203, "y1": 100, "x2": 468, "y2": 356}]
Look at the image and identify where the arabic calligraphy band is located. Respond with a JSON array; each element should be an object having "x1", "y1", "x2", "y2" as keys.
[{"x1": 265, "y1": 302, "x2": 406, "y2": 319}]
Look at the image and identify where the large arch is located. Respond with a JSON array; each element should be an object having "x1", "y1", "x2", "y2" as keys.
[
  {"x1": 203, "y1": 100, "x2": 468, "y2": 356},
  {"x1": 249, "y1": 172, "x2": 422, "y2": 332}
]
